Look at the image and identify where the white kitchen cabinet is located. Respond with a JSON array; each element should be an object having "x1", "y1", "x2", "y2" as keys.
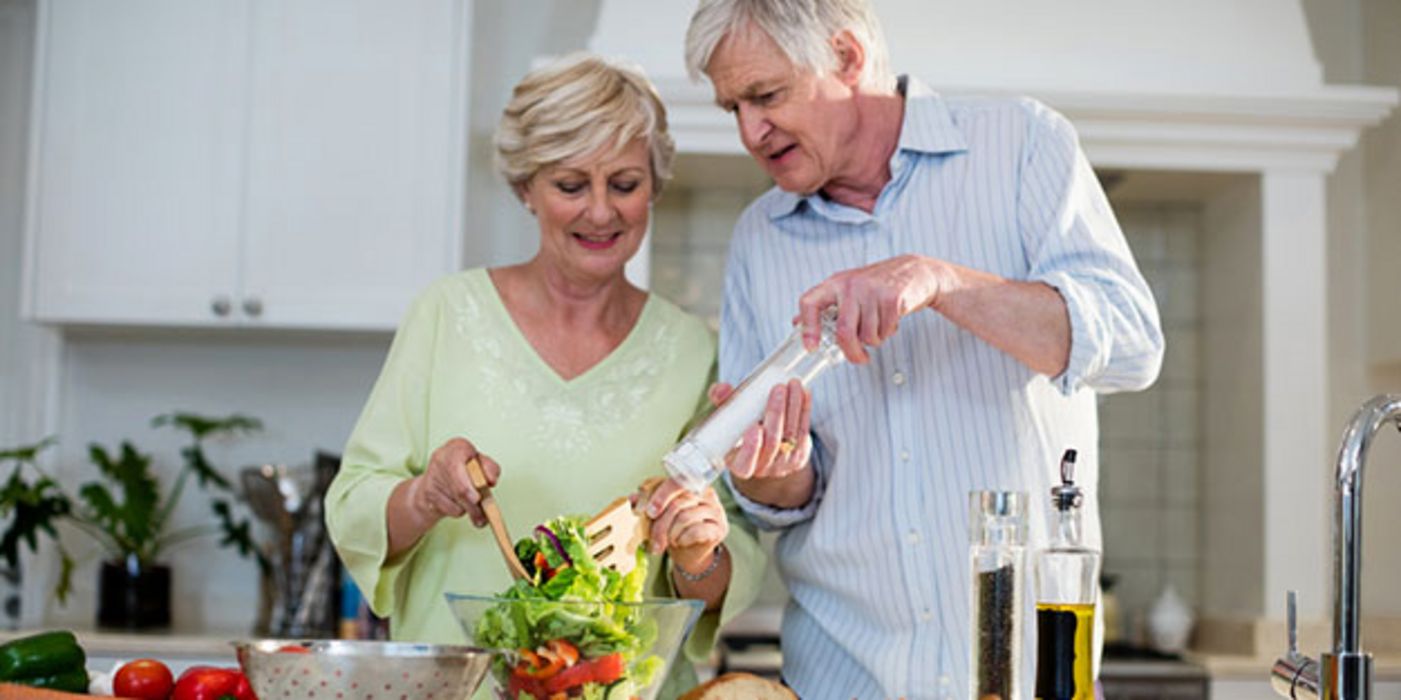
[{"x1": 23, "y1": 0, "x2": 469, "y2": 330}]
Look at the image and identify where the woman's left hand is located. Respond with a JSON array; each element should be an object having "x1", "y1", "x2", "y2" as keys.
[{"x1": 643, "y1": 479, "x2": 728, "y2": 573}]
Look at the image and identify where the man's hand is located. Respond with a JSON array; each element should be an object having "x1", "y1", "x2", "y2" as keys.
[
  {"x1": 716, "y1": 379, "x2": 816, "y2": 510},
  {"x1": 797, "y1": 254, "x2": 947, "y2": 363}
]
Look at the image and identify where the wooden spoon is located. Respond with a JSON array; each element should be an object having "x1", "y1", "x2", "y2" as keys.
[{"x1": 464, "y1": 456, "x2": 529, "y2": 580}]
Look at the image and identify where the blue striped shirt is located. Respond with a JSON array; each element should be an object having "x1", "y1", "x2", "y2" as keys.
[{"x1": 719, "y1": 78, "x2": 1164, "y2": 700}]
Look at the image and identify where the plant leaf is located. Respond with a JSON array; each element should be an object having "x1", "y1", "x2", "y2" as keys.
[
  {"x1": 80, "y1": 441, "x2": 160, "y2": 556},
  {"x1": 152, "y1": 413, "x2": 262, "y2": 440},
  {"x1": 0, "y1": 437, "x2": 58, "y2": 463},
  {"x1": 55, "y1": 549, "x2": 74, "y2": 604},
  {"x1": 0, "y1": 471, "x2": 72, "y2": 569},
  {"x1": 183, "y1": 445, "x2": 231, "y2": 492},
  {"x1": 211, "y1": 500, "x2": 270, "y2": 575}
]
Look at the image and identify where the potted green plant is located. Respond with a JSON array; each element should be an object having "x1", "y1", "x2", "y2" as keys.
[{"x1": 0, "y1": 412, "x2": 268, "y2": 630}]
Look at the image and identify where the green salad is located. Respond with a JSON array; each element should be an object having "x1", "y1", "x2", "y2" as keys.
[{"x1": 473, "y1": 515, "x2": 663, "y2": 700}]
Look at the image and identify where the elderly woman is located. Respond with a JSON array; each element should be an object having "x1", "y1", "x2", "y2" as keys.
[{"x1": 325, "y1": 54, "x2": 764, "y2": 698}]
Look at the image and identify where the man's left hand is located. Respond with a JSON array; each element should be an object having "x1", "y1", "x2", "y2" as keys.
[{"x1": 797, "y1": 254, "x2": 948, "y2": 363}]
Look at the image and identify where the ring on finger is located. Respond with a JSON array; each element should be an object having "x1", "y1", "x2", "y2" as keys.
[{"x1": 778, "y1": 436, "x2": 798, "y2": 456}]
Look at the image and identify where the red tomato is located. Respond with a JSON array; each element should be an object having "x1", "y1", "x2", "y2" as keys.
[
  {"x1": 172, "y1": 666, "x2": 258, "y2": 700},
  {"x1": 541, "y1": 653, "x2": 625, "y2": 694},
  {"x1": 506, "y1": 671, "x2": 547, "y2": 699},
  {"x1": 114, "y1": 658, "x2": 175, "y2": 700}
]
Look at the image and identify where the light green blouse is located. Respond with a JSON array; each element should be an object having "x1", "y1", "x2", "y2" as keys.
[{"x1": 325, "y1": 268, "x2": 764, "y2": 698}]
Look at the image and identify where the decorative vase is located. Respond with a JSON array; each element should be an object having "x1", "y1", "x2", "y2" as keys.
[
  {"x1": 97, "y1": 554, "x2": 171, "y2": 630},
  {"x1": 1147, "y1": 583, "x2": 1194, "y2": 654}
]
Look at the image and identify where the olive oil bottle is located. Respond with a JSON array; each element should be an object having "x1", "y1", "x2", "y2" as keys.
[{"x1": 1035, "y1": 449, "x2": 1099, "y2": 700}]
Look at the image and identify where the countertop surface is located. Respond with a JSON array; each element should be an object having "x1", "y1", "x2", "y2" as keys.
[
  {"x1": 0, "y1": 627, "x2": 245, "y2": 660},
  {"x1": 9, "y1": 623, "x2": 1401, "y2": 682}
]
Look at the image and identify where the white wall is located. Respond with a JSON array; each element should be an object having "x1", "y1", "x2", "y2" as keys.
[
  {"x1": 1199, "y1": 176, "x2": 1266, "y2": 619},
  {"x1": 464, "y1": 0, "x2": 601, "y2": 269},
  {"x1": 1303, "y1": 0, "x2": 1401, "y2": 618},
  {"x1": 0, "y1": 0, "x2": 39, "y2": 447},
  {"x1": 43, "y1": 330, "x2": 390, "y2": 631},
  {"x1": 1355, "y1": 0, "x2": 1401, "y2": 618}
]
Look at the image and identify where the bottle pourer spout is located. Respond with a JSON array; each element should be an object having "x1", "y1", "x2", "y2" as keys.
[{"x1": 1052, "y1": 448, "x2": 1082, "y2": 510}]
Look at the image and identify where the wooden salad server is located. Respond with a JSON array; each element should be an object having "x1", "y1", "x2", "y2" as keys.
[
  {"x1": 464, "y1": 456, "x2": 529, "y2": 580},
  {"x1": 585, "y1": 477, "x2": 664, "y2": 574}
]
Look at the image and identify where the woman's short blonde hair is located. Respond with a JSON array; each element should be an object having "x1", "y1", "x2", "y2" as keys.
[{"x1": 495, "y1": 53, "x2": 675, "y2": 200}]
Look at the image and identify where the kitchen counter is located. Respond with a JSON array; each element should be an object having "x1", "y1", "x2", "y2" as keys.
[
  {"x1": 0, "y1": 627, "x2": 243, "y2": 676},
  {"x1": 1191, "y1": 651, "x2": 1401, "y2": 680}
]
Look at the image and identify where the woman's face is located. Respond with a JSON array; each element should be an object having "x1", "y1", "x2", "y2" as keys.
[{"x1": 521, "y1": 139, "x2": 653, "y2": 284}]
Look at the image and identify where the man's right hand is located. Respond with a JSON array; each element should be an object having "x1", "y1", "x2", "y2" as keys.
[{"x1": 713, "y1": 379, "x2": 816, "y2": 510}]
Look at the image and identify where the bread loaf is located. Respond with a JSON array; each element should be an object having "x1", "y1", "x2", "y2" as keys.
[{"x1": 679, "y1": 672, "x2": 797, "y2": 700}]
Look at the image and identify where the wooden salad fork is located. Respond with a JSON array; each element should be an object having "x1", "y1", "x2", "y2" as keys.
[
  {"x1": 584, "y1": 477, "x2": 664, "y2": 575},
  {"x1": 464, "y1": 456, "x2": 529, "y2": 580}
]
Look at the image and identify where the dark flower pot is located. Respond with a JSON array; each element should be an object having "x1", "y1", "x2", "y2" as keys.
[{"x1": 97, "y1": 555, "x2": 170, "y2": 630}]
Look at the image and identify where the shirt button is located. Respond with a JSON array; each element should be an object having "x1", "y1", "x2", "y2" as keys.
[
  {"x1": 906, "y1": 530, "x2": 920, "y2": 545},
  {"x1": 891, "y1": 370, "x2": 906, "y2": 386},
  {"x1": 899, "y1": 449, "x2": 911, "y2": 461},
  {"x1": 920, "y1": 608, "x2": 933, "y2": 622}
]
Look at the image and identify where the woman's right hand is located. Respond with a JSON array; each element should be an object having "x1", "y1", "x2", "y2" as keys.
[{"x1": 408, "y1": 437, "x2": 501, "y2": 528}]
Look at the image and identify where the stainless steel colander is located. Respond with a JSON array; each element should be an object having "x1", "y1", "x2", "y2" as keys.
[{"x1": 234, "y1": 639, "x2": 492, "y2": 700}]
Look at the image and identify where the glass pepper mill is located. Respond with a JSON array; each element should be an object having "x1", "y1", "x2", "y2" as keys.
[
  {"x1": 663, "y1": 308, "x2": 844, "y2": 493},
  {"x1": 970, "y1": 490, "x2": 1028, "y2": 700},
  {"x1": 1035, "y1": 449, "x2": 1100, "y2": 700}
]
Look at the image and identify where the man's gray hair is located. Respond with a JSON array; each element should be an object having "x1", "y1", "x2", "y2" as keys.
[{"x1": 684, "y1": 0, "x2": 895, "y2": 91}]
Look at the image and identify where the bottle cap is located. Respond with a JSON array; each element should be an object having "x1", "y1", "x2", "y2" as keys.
[{"x1": 970, "y1": 490, "x2": 1028, "y2": 546}]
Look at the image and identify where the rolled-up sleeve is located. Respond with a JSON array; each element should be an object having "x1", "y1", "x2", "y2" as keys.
[
  {"x1": 324, "y1": 293, "x2": 439, "y2": 616},
  {"x1": 1017, "y1": 104, "x2": 1164, "y2": 395}
]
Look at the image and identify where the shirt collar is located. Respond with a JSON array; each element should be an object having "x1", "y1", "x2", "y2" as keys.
[{"x1": 765, "y1": 75, "x2": 968, "y2": 220}]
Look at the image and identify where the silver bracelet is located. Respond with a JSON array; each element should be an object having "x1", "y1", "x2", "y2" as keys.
[{"x1": 672, "y1": 543, "x2": 727, "y2": 583}]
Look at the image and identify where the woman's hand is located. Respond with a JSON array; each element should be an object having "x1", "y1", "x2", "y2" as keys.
[
  {"x1": 644, "y1": 479, "x2": 728, "y2": 574},
  {"x1": 719, "y1": 379, "x2": 816, "y2": 510},
  {"x1": 408, "y1": 437, "x2": 502, "y2": 528}
]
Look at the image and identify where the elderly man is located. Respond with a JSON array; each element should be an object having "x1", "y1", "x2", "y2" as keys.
[{"x1": 682, "y1": 0, "x2": 1164, "y2": 698}]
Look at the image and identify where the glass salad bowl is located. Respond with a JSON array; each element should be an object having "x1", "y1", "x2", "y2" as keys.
[{"x1": 445, "y1": 593, "x2": 703, "y2": 700}]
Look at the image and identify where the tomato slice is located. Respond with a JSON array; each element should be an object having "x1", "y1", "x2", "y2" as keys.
[
  {"x1": 541, "y1": 653, "x2": 625, "y2": 694},
  {"x1": 507, "y1": 670, "x2": 547, "y2": 699}
]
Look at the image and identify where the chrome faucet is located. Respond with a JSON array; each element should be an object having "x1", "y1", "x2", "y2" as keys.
[{"x1": 1272, "y1": 394, "x2": 1401, "y2": 700}]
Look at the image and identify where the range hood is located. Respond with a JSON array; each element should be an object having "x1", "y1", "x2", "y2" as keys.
[
  {"x1": 588, "y1": 0, "x2": 1399, "y2": 647},
  {"x1": 588, "y1": 0, "x2": 1394, "y2": 170}
]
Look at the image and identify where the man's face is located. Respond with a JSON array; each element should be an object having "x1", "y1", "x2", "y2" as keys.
[{"x1": 706, "y1": 25, "x2": 855, "y2": 195}]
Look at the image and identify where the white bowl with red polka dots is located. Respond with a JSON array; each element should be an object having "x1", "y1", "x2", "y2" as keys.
[{"x1": 234, "y1": 639, "x2": 493, "y2": 700}]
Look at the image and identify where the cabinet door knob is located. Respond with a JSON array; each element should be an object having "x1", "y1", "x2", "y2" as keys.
[
  {"x1": 242, "y1": 297, "x2": 264, "y2": 317},
  {"x1": 211, "y1": 296, "x2": 232, "y2": 317}
]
